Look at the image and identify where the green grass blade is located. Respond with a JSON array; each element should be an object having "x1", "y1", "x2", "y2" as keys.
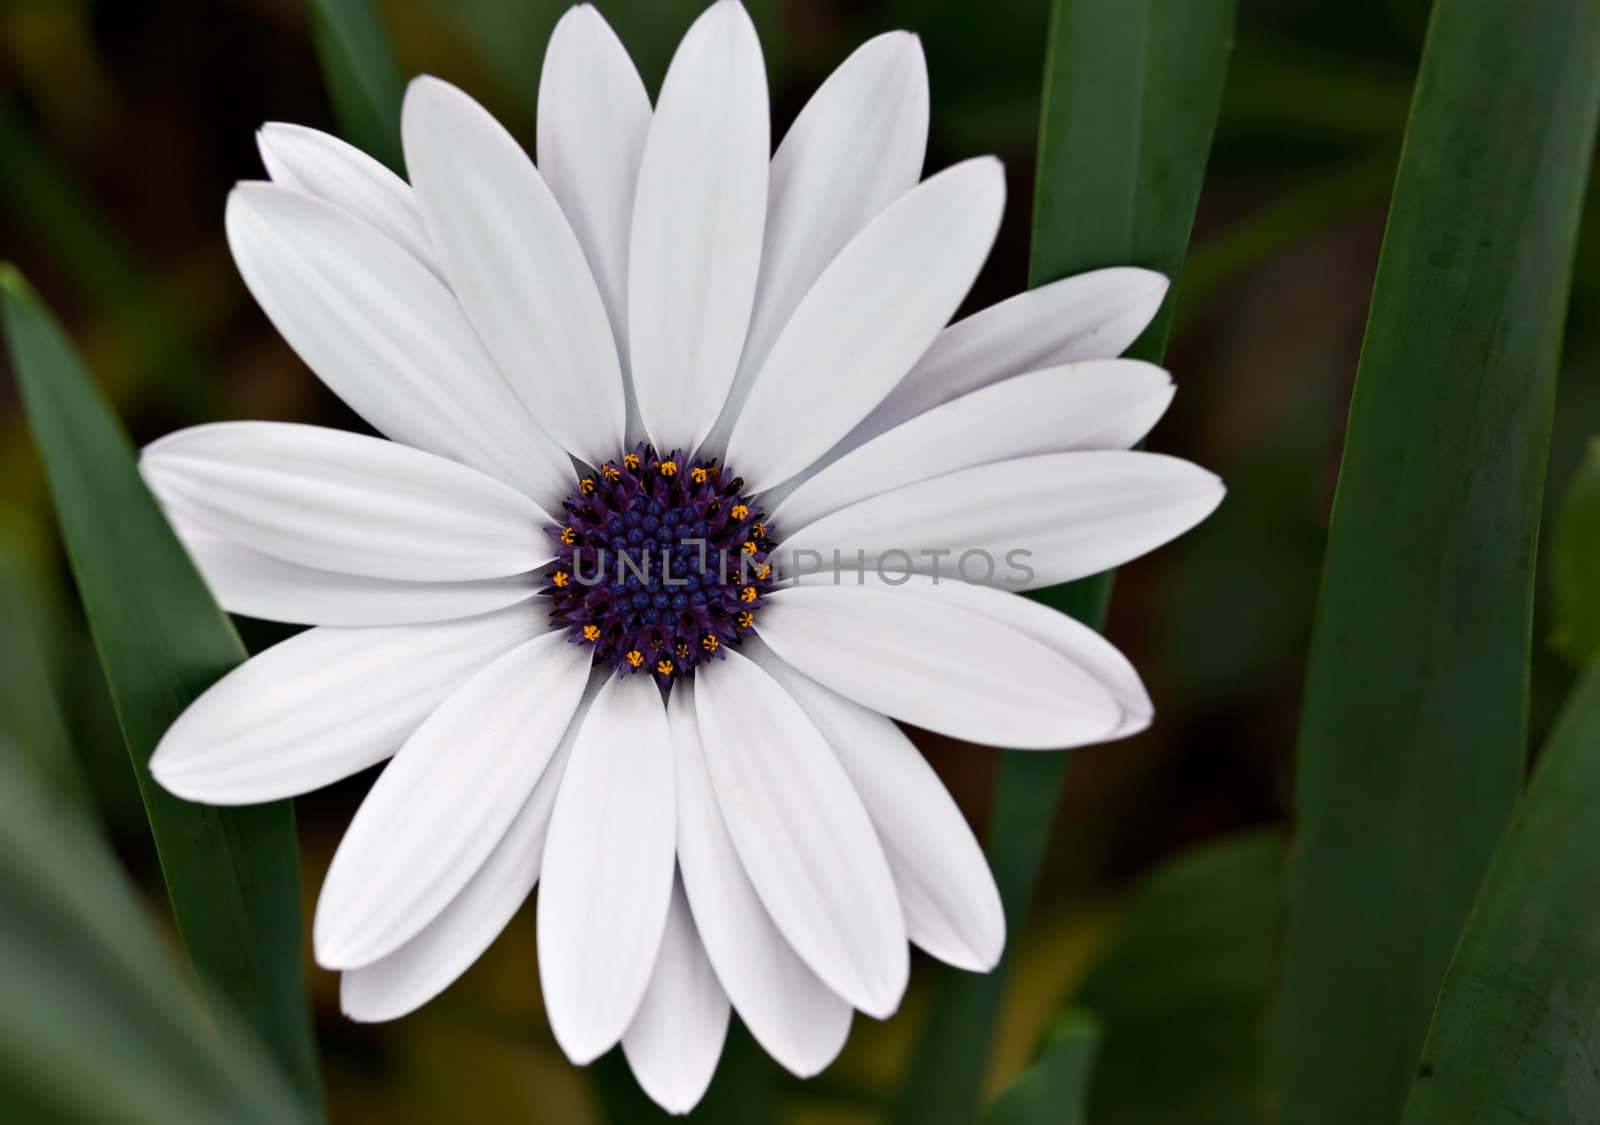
[
  {"x1": 0, "y1": 542, "x2": 87, "y2": 805},
  {"x1": 0, "y1": 744, "x2": 315, "y2": 1125},
  {"x1": 1401, "y1": 657, "x2": 1600, "y2": 1123},
  {"x1": 1, "y1": 266, "x2": 323, "y2": 1110},
  {"x1": 979, "y1": 1010, "x2": 1100, "y2": 1125},
  {"x1": 1271, "y1": 1, "x2": 1600, "y2": 1120},
  {"x1": 1074, "y1": 831, "x2": 1284, "y2": 1124},
  {"x1": 1552, "y1": 438, "x2": 1600, "y2": 665},
  {"x1": 305, "y1": 0, "x2": 405, "y2": 170},
  {"x1": 892, "y1": 3, "x2": 1235, "y2": 1121}
]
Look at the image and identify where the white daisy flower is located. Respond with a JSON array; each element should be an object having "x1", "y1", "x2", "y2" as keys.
[{"x1": 141, "y1": 0, "x2": 1222, "y2": 1113}]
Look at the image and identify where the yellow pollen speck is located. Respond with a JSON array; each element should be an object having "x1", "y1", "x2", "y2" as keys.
[
  {"x1": 601, "y1": 465, "x2": 621, "y2": 482},
  {"x1": 736, "y1": 611, "x2": 754, "y2": 629},
  {"x1": 559, "y1": 527, "x2": 576, "y2": 544},
  {"x1": 623, "y1": 453, "x2": 640, "y2": 470},
  {"x1": 582, "y1": 624, "x2": 600, "y2": 642},
  {"x1": 755, "y1": 563, "x2": 772, "y2": 580},
  {"x1": 730, "y1": 504, "x2": 749, "y2": 521},
  {"x1": 740, "y1": 586, "x2": 758, "y2": 603},
  {"x1": 552, "y1": 570, "x2": 570, "y2": 588},
  {"x1": 702, "y1": 634, "x2": 719, "y2": 652},
  {"x1": 626, "y1": 650, "x2": 644, "y2": 668},
  {"x1": 690, "y1": 467, "x2": 708, "y2": 484},
  {"x1": 656, "y1": 658, "x2": 674, "y2": 675},
  {"x1": 579, "y1": 477, "x2": 596, "y2": 494},
  {"x1": 659, "y1": 460, "x2": 678, "y2": 477}
]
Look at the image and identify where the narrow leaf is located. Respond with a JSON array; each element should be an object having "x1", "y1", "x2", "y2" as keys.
[
  {"x1": 1074, "y1": 831, "x2": 1284, "y2": 1125},
  {"x1": 1272, "y1": 1, "x2": 1600, "y2": 1120},
  {"x1": 1552, "y1": 438, "x2": 1600, "y2": 665},
  {"x1": 893, "y1": 2, "x2": 1235, "y2": 1121},
  {"x1": 1, "y1": 266, "x2": 323, "y2": 1108},
  {"x1": 0, "y1": 745, "x2": 314, "y2": 1125},
  {"x1": 1401, "y1": 658, "x2": 1600, "y2": 1123},
  {"x1": 0, "y1": 542, "x2": 87, "y2": 805},
  {"x1": 306, "y1": 0, "x2": 406, "y2": 170},
  {"x1": 980, "y1": 1010, "x2": 1100, "y2": 1125}
]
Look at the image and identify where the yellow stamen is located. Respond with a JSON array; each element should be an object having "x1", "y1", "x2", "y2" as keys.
[
  {"x1": 559, "y1": 527, "x2": 576, "y2": 545},
  {"x1": 656, "y1": 658, "x2": 674, "y2": 675},
  {"x1": 552, "y1": 570, "x2": 570, "y2": 588},
  {"x1": 623, "y1": 452, "x2": 640, "y2": 470},
  {"x1": 736, "y1": 611, "x2": 754, "y2": 629},
  {"x1": 742, "y1": 540, "x2": 758, "y2": 555},
  {"x1": 579, "y1": 477, "x2": 596, "y2": 495},
  {"x1": 701, "y1": 634, "x2": 720, "y2": 653},
  {"x1": 740, "y1": 586, "x2": 758, "y2": 603},
  {"x1": 690, "y1": 466, "x2": 708, "y2": 484},
  {"x1": 582, "y1": 624, "x2": 600, "y2": 642},
  {"x1": 675, "y1": 642, "x2": 690, "y2": 660},
  {"x1": 659, "y1": 459, "x2": 678, "y2": 477},
  {"x1": 601, "y1": 465, "x2": 621, "y2": 482},
  {"x1": 626, "y1": 649, "x2": 644, "y2": 668},
  {"x1": 731, "y1": 503, "x2": 749, "y2": 521},
  {"x1": 752, "y1": 522, "x2": 766, "y2": 538},
  {"x1": 755, "y1": 563, "x2": 772, "y2": 580}
]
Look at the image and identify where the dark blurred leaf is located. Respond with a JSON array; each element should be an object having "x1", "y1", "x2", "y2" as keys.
[
  {"x1": 0, "y1": 744, "x2": 314, "y2": 1125},
  {"x1": 893, "y1": 2, "x2": 1235, "y2": 1121},
  {"x1": 979, "y1": 1010, "x2": 1099, "y2": 1125},
  {"x1": 0, "y1": 266, "x2": 323, "y2": 1110},
  {"x1": 0, "y1": 541, "x2": 86, "y2": 804},
  {"x1": 1076, "y1": 831, "x2": 1283, "y2": 1125},
  {"x1": 307, "y1": 0, "x2": 406, "y2": 170},
  {"x1": 1272, "y1": 1, "x2": 1600, "y2": 1121},
  {"x1": 1552, "y1": 438, "x2": 1600, "y2": 665},
  {"x1": 1401, "y1": 658, "x2": 1600, "y2": 1123}
]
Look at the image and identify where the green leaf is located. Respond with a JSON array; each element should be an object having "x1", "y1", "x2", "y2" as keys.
[
  {"x1": 306, "y1": 0, "x2": 406, "y2": 170},
  {"x1": 1271, "y1": 1, "x2": 1600, "y2": 1120},
  {"x1": 979, "y1": 1010, "x2": 1100, "y2": 1125},
  {"x1": 1074, "y1": 831, "x2": 1284, "y2": 1125},
  {"x1": 1401, "y1": 658, "x2": 1600, "y2": 1123},
  {"x1": 892, "y1": 3, "x2": 1235, "y2": 1122},
  {"x1": 1, "y1": 266, "x2": 323, "y2": 1109},
  {"x1": 1552, "y1": 438, "x2": 1600, "y2": 665},
  {"x1": 0, "y1": 540, "x2": 87, "y2": 806},
  {"x1": 0, "y1": 743, "x2": 315, "y2": 1125}
]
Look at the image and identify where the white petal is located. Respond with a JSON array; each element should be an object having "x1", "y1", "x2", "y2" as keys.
[
  {"x1": 403, "y1": 77, "x2": 625, "y2": 465},
  {"x1": 725, "y1": 158, "x2": 1005, "y2": 491},
  {"x1": 256, "y1": 122, "x2": 439, "y2": 274},
  {"x1": 777, "y1": 450, "x2": 1224, "y2": 592},
  {"x1": 339, "y1": 682, "x2": 590, "y2": 1021},
  {"x1": 539, "y1": 674, "x2": 677, "y2": 1064},
  {"x1": 141, "y1": 422, "x2": 550, "y2": 582},
  {"x1": 537, "y1": 3, "x2": 651, "y2": 384},
  {"x1": 173, "y1": 521, "x2": 538, "y2": 627},
  {"x1": 859, "y1": 267, "x2": 1169, "y2": 443},
  {"x1": 694, "y1": 650, "x2": 908, "y2": 1018},
  {"x1": 844, "y1": 572, "x2": 1154, "y2": 739},
  {"x1": 149, "y1": 604, "x2": 546, "y2": 804},
  {"x1": 754, "y1": 648, "x2": 1003, "y2": 970},
  {"x1": 754, "y1": 582, "x2": 1121, "y2": 749},
  {"x1": 704, "y1": 32, "x2": 927, "y2": 450},
  {"x1": 627, "y1": 0, "x2": 768, "y2": 452},
  {"x1": 667, "y1": 684, "x2": 851, "y2": 1076},
  {"x1": 313, "y1": 633, "x2": 592, "y2": 969},
  {"x1": 770, "y1": 360, "x2": 1174, "y2": 530},
  {"x1": 225, "y1": 181, "x2": 573, "y2": 506},
  {"x1": 622, "y1": 876, "x2": 731, "y2": 1115}
]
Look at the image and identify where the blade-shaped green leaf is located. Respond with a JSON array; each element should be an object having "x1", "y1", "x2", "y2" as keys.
[
  {"x1": 893, "y1": 3, "x2": 1235, "y2": 1121},
  {"x1": 1272, "y1": 1, "x2": 1600, "y2": 1120},
  {"x1": 1074, "y1": 831, "x2": 1283, "y2": 1125},
  {"x1": 0, "y1": 744, "x2": 314, "y2": 1125},
  {"x1": 1401, "y1": 657, "x2": 1600, "y2": 1123},
  {"x1": 1552, "y1": 438, "x2": 1600, "y2": 665},
  {"x1": 0, "y1": 540, "x2": 87, "y2": 805},
  {"x1": 1, "y1": 266, "x2": 323, "y2": 1109},
  {"x1": 306, "y1": 0, "x2": 405, "y2": 170},
  {"x1": 979, "y1": 1010, "x2": 1100, "y2": 1125}
]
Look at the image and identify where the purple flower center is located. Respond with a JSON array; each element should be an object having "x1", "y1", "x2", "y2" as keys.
[{"x1": 544, "y1": 445, "x2": 776, "y2": 680}]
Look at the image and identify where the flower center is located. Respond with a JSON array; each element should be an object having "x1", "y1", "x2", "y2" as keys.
[{"x1": 544, "y1": 445, "x2": 776, "y2": 680}]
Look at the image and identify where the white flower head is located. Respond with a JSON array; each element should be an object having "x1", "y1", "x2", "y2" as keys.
[{"x1": 142, "y1": 1, "x2": 1221, "y2": 1113}]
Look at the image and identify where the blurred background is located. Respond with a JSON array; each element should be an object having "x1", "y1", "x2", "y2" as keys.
[{"x1": 1, "y1": 0, "x2": 1596, "y2": 1121}]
